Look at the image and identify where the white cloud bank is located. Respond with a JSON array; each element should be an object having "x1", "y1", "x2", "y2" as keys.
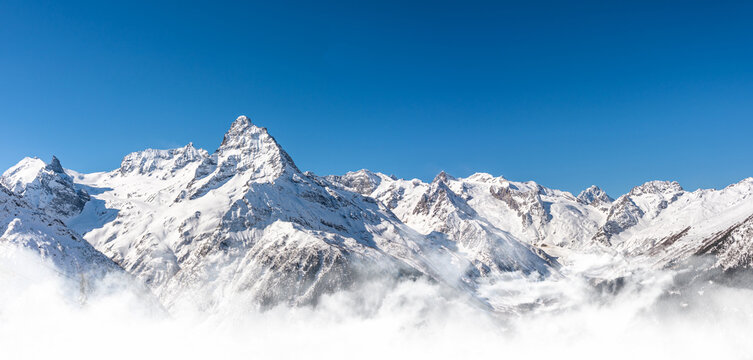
[{"x1": 1, "y1": 248, "x2": 752, "y2": 360}]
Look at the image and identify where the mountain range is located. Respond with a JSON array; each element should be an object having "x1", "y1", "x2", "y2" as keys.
[{"x1": 2, "y1": 115, "x2": 752, "y2": 310}]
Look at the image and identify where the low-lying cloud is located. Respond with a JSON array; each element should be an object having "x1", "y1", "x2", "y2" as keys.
[{"x1": 1, "y1": 248, "x2": 752, "y2": 360}]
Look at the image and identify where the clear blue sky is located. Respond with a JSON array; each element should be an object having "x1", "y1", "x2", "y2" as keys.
[{"x1": 1, "y1": 1, "x2": 752, "y2": 197}]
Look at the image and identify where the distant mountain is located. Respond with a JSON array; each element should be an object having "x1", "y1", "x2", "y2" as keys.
[
  {"x1": 327, "y1": 169, "x2": 606, "y2": 249},
  {"x1": 577, "y1": 185, "x2": 613, "y2": 213}
]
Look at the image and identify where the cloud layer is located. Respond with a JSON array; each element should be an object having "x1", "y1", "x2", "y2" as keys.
[{"x1": 1, "y1": 248, "x2": 752, "y2": 360}]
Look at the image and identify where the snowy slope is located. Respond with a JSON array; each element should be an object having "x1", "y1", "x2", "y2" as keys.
[
  {"x1": 592, "y1": 181, "x2": 685, "y2": 246},
  {"x1": 0, "y1": 183, "x2": 121, "y2": 279}
]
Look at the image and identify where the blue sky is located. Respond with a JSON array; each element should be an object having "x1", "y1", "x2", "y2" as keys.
[{"x1": 1, "y1": 1, "x2": 752, "y2": 196}]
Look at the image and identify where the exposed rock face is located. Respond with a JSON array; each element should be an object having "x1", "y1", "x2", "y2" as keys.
[
  {"x1": 577, "y1": 185, "x2": 613, "y2": 212},
  {"x1": 696, "y1": 214, "x2": 753, "y2": 270},
  {"x1": 490, "y1": 185, "x2": 521, "y2": 212},
  {"x1": 47, "y1": 156, "x2": 65, "y2": 173},
  {"x1": 1, "y1": 156, "x2": 90, "y2": 220},
  {"x1": 592, "y1": 196, "x2": 644, "y2": 245},
  {"x1": 325, "y1": 169, "x2": 385, "y2": 196},
  {"x1": 488, "y1": 184, "x2": 554, "y2": 243},
  {"x1": 432, "y1": 170, "x2": 455, "y2": 184},
  {"x1": 119, "y1": 143, "x2": 208, "y2": 178},
  {"x1": 629, "y1": 180, "x2": 684, "y2": 197}
]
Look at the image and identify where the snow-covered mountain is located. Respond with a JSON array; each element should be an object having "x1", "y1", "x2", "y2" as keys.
[
  {"x1": 607, "y1": 178, "x2": 753, "y2": 270},
  {"x1": 2, "y1": 156, "x2": 90, "y2": 221},
  {"x1": 0, "y1": 182, "x2": 121, "y2": 280},
  {"x1": 3, "y1": 115, "x2": 752, "y2": 310},
  {"x1": 577, "y1": 185, "x2": 613, "y2": 213},
  {"x1": 325, "y1": 170, "x2": 559, "y2": 279},
  {"x1": 0, "y1": 156, "x2": 120, "y2": 281},
  {"x1": 327, "y1": 169, "x2": 606, "y2": 249},
  {"x1": 592, "y1": 180, "x2": 685, "y2": 246},
  {"x1": 37, "y1": 116, "x2": 554, "y2": 309},
  {"x1": 327, "y1": 168, "x2": 753, "y2": 274}
]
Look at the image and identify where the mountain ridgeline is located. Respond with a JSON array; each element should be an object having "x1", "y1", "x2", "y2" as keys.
[{"x1": 2, "y1": 115, "x2": 753, "y2": 310}]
